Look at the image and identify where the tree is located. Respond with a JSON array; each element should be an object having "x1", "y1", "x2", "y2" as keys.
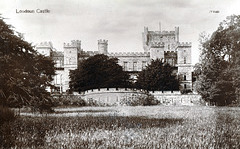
[
  {"x1": 69, "y1": 54, "x2": 130, "y2": 92},
  {"x1": 135, "y1": 59, "x2": 179, "y2": 91},
  {"x1": 0, "y1": 17, "x2": 55, "y2": 110},
  {"x1": 197, "y1": 15, "x2": 240, "y2": 106}
]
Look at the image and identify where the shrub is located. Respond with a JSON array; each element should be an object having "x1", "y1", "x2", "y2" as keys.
[
  {"x1": 120, "y1": 92, "x2": 159, "y2": 106},
  {"x1": 52, "y1": 95, "x2": 86, "y2": 107},
  {"x1": 86, "y1": 98, "x2": 98, "y2": 106},
  {"x1": 0, "y1": 105, "x2": 15, "y2": 125},
  {"x1": 181, "y1": 89, "x2": 192, "y2": 94}
]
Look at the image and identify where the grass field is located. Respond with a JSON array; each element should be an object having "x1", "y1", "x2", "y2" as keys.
[{"x1": 1, "y1": 106, "x2": 240, "y2": 148}]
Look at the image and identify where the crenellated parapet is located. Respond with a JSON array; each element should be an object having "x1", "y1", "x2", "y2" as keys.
[
  {"x1": 148, "y1": 31, "x2": 175, "y2": 35},
  {"x1": 164, "y1": 51, "x2": 177, "y2": 55},
  {"x1": 161, "y1": 30, "x2": 175, "y2": 34},
  {"x1": 85, "y1": 51, "x2": 99, "y2": 56},
  {"x1": 64, "y1": 40, "x2": 81, "y2": 48},
  {"x1": 149, "y1": 42, "x2": 165, "y2": 48},
  {"x1": 108, "y1": 52, "x2": 150, "y2": 57},
  {"x1": 36, "y1": 41, "x2": 53, "y2": 48},
  {"x1": 178, "y1": 42, "x2": 191, "y2": 47},
  {"x1": 98, "y1": 39, "x2": 108, "y2": 44},
  {"x1": 98, "y1": 39, "x2": 108, "y2": 54}
]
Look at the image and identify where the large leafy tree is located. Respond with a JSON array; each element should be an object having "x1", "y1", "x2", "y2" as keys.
[
  {"x1": 0, "y1": 17, "x2": 55, "y2": 109},
  {"x1": 135, "y1": 59, "x2": 179, "y2": 91},
  {"x1": 69, "y1": 54, "x2": 130, "y2": 92},
  {"x1": 197, "y1": 15, "x2": 240, "y2": 106}
]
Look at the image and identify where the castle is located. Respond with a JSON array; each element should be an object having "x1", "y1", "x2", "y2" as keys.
[{"x1": 36, "y1": 26, "x2": 193, "y2": 93}]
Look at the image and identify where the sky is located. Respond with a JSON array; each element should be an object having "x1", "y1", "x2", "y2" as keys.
[{"x1": 1, "y1": 0, "x2": 240, "y2": 64}]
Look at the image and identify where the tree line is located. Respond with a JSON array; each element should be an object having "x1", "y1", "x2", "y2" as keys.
[
  {"x1": 195, "y1": 15, "x2": 240, "y2": 106},
  {"x1": 1, "y1": 14, "x2": 239, "y2": 109},
  {"x1": 0, "y1": 16, "x2": 55, "y2": 111},
  {"x1": 69, "y1": 54, "x2": 180, "y2": 92}
]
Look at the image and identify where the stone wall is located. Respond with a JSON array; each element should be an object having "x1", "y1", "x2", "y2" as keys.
[{"x1": 76, "y1": 88, "x2": 201, "y2": 106}]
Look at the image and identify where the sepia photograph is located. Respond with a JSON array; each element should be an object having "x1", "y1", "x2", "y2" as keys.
[{"x1": 0, "y1": 0, "x2": 240, "y2": 148}]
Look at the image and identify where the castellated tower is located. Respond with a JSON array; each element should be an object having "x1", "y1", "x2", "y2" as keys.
[
  {"x1": 98, "y1": 39, "x2": 108, "y2": 54},
  {"x1": 175, "y1": 27, "x2": 179, "y2": 42},
  {"x1": 142, "y1": 26, "x2": 192, "y2": 90},
  {"x1": 36, "y1": 42, "x2": 53, "y2": 57},
  {"x1": 62, "y1": 40, "x2": 81, "y2": 92},
  {"x1": 177, "y1": 42, "x2": 192, "y2": 90}
]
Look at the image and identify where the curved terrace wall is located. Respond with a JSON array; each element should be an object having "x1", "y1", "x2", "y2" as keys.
[{"x1": 77, "y1": 88, "x2": 201, "y2": 106}]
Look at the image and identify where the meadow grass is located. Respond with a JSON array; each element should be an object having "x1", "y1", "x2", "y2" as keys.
[{"x1": 1, "y1": 106, "x2": 240, "y2": 148}]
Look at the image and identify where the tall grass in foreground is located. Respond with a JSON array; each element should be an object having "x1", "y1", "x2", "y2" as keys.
[
  {"x1": 1, "y1": 106, "x2": 240, "y2": 148},
  {"x1": 0, "y1": 105, "x2": 16, "y2": 148}
]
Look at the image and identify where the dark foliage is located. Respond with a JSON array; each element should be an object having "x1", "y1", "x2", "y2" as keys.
[
  {"x1": 0, "y1": 16, "x2": 55, "y2": 110},
  {"x1": 52, "y1": 95, "x2": 86, "y2": 107},
  {"x1": 0, "y1": 105, "x2": 15, "y2": 125},
  {"x1": 70, "y1": 54, "x2": 130, "y2": 92},
  {"x1": 120, "y1": 92, "x2": 159, "y2": 106},
  {"x1": 135, "y1": 59, "x2": 179, "y2": 91},
  {"x1": 197, "y1": 15, "x2": 240, "y2": 106}
]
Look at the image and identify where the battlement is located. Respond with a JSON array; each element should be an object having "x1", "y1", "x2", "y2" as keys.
[
  {"x1": 64, "y1": 40, "x2": 81, "y2": 48},
  {"x1": 161, "y1": 30, "x2": 175, "y2": 34},
  {"x1": 150, "y1": 42, "x2": 165, "y2": 47},
  {"x1": 178, "y1": 42, "x2": 192, "y2": 47},
  {"x1": 164, "y1": 51, "x2": 177, "y2": 55},
  {"x1": 108, "y1": 52, "x2": 150, "y2": 57},
  {"x1": 98, "y1": 39, "x2": 108, "y2": 44},
  {"x1": 148, "y1": 30, "x2": 175, "y2": 35},
  {"x1": 83, "y1": 88, "x2": 181, "y2": 95},
  {"x1": 36, "y1": 41, "x2": 53, "y2": 48},
  {"x1": 85, "y1": 51, "x2": 99, "y2": 56}
]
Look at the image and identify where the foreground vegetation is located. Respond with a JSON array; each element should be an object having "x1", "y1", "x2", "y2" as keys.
[{"x1": 1, "y1": 106, "x2": 240, "y2": 148}]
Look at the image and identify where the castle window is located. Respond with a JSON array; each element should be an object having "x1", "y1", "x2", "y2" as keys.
[
  {"x1": 133, "y1": 62, "x2": 137, "y2": 71},
  {"x1": 56, "y1": 60, "x2": 60, "y2": 67},
  {"x1": 123, "y1": 62, "x2": 128, "y2": 71},
  {"x1": 184, "y1": 57, "x2": 186, "y2": 64},
  {"x1": 142, "y1": 61, "x2": 146, "y2": 69},
  {"x1": 168, "y1": 59, "x2": 172, "y2": 65},
  {"x1": 168, "y1": 45, "x2": 170, "y2": 49},
  {"x1": 184, "y1": 84, "x2": 187, "y2": 89},
  {"x1": 60, "y1": 60, "x2": 63, "y2": 67},
  {"x1": 184, "y1": 75, "x2": 186, "y2": 81}
]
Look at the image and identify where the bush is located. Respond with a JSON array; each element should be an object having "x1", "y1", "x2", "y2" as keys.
[
  {"x1": 120, "y1": 92, "x2": 159, "y2": 106},
  {"x1": 181, "y1": 89, "x2": 192, "y2": 94},
  {"x1": 52, "y1": 95, "x2": 86, "y2": 107},
  {"x1": 0, "y1": 105, "x2": 16, "y2": 125}
]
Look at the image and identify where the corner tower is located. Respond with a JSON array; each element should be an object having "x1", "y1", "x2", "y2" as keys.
[
  {"x1": 62, "y1": 40, "x2": 81, "y2": 92},
  {"x1": 36, "y1": 42, "x2": 53, "y2": 57},
  {"x1": 142, "y1": 25, "x2": 193, "y2": 90},
  {"x1": 98, "y1": 39, "x2": 108, "y2": 55}
]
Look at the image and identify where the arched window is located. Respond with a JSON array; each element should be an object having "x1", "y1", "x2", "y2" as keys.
[
  {"x1": 184, "y1": 57, "x2": 186, "y2": 64},
  {"x1": 123, "y1": 62, "x2": 128, "y2": 71},
  {"x1": 133, "y1": 62, "x2": 137, "y2": 71}
]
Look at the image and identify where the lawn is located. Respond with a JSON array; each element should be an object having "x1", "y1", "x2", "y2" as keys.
[{"x1": 1, "y1": 106, "x2": 240, "y2": 148}]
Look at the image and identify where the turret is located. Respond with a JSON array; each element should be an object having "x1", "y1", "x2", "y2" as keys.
[
  {"x1": 98, "y1": 39, "x2": 108, "y2": 54},
  {"x1": 175, "y1": 27, "x2": 179, "y2": 42},
  {"x1": 36, "y1": 41, "x2": 53, "y2": 57},
  {"x1": 64, "y1": 40, "x2": 81, "y2": 52}
]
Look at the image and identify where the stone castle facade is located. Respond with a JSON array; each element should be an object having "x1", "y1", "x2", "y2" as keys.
[{"x1": 36, "y1": 26, "x2": 193, "y2": 93}]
